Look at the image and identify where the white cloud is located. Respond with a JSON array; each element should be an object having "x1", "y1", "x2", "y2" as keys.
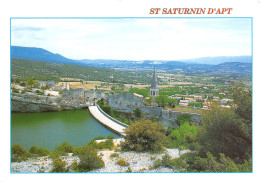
[{"x1": 11, "y1": 18, "x2": 251, "y2": 60}]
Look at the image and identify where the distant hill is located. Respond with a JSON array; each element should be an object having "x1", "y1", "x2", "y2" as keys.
[
  {"x1": 11, "y1": 46, "x2": 77, "y2": 65},
  {"x1": 180, "y1": 56, "x2": 252, "y2": 65},
  {"x1": 11, "y1": 46, "x2": 252, "y2": 74}
]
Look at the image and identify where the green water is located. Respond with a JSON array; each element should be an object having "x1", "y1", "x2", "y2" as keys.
[{"x1": 11, "y1": 110, "x2": 120, "y2": 151}]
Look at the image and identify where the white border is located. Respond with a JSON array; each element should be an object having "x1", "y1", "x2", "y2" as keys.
[{"x1": 1, "y1": 0, "x2": 260, "y2": 181}]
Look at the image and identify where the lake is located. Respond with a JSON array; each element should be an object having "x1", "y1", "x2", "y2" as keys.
[{"x1": 11, "y1": 110, "x2": 120, "y2": 151}]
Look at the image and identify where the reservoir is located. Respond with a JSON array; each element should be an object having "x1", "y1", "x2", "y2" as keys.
[{"x1": 11, "y1": 110, "x2": 120, "y2": 151}]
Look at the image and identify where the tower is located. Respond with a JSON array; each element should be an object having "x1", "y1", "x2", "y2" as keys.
[{"x1": 150, "y1": 67, "x2": 159, "y2": 98}]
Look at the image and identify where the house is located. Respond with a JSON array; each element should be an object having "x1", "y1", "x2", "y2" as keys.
[
  {"x1": 179, "y1": 100, "x2": 189, "y2": 107},
  {"x1": 213, "y1": 96, "x2": 220, "y2": 101},
  {"x1": 194, "y1": 95, "x2": 203, "y2": 101},
  {"x1": 202, "y1": 102, "x2": 212, "y2": 110}
]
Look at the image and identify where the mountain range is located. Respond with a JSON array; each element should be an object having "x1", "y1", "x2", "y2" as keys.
[{"x1": 11, "y1": 46, "x2": 252, "y2": 74}]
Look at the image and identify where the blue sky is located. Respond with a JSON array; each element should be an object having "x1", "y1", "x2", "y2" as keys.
[{"x1": 11, "y1": 18, "x2": 251, "y2": 61}]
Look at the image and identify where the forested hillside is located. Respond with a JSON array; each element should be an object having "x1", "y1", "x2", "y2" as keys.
[{"x1": 11, "y1": 58, "x2": 150, "y2": 84}]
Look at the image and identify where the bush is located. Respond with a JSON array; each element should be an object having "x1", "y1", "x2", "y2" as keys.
[
  {"x1": 50, "y1": 157, "x2": 69, "y2": 172},
  {"x1": 41, "y1": 85, "x2": 49, "y2": 90},
  {"x1": 29, "y1": 146, "x2": 38, "y2": 154},
  {"x1": 153, "y1": 154, "x2": 175, "y2": 169},
  {"x1": 197, "y1": 103, "x2": 251, "y2": 163},
  {"x1": 12, "y1": 88, "x2": 19, "y2": 93},
  {"x1": 102, "y1": 105, "x2": 112, "y2": 115},
  {"x1": 29, "y1": 146, "x2": 50, "y2": 157},
  {"x1": 11, "y1": 144, "x2": 30, "y2": 162},
  {"x1": 77, "y1": 145, "x2": 104, "y2": 172},
  {"x1": 165, "y1": 122, "x2": 197, "y2": 149},
  {"x1": 176, "y1": 113, "x2": 192, "y2": 126},
  {"x1": 107, "y1": 134, "x2": 114, "y2": 140},
  {"x1": 121, "y1": 119, "x2": 167, "y2": 153},
  {"x1": 110, "y1": 153, "x2": 119, "y2": 158},
  {"x1": 20, "y1": 82, "x2": 26, "y2": 87},
  {"x1": 55, "y1": 142, "x2": 75, "y2": 156},
  {"x1": 134, "y1": 107, "x2": 142, "y2": 118},
  {"x1": 126, "y1": 167, "x2": 132, "y2": 172},
  {"x1": 89, "y1": 140, "x2": 114, "y2": 150},
  {"x1": 93, "y1": 136, "x2": 105, "y2": 140},
  {"x1": 11, "y1": 144, "x2": 27, "y2": 156},
  {"x1": 36, "y1": 90, "x2": 44, "y2": 95},
  {"x1": 116, "y1": 158, "x2": 129, "y2": 166}
]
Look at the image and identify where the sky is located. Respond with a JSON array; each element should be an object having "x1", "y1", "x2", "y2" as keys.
[{"x1": 11, "y1": 18, "x2": 252, "y2": 61}]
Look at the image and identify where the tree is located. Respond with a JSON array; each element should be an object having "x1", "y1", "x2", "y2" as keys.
[
  {"x1": 166, "y1": 122, "x2": 197, "y2": 148},
  {"x1": 155, "y1": 95, "x2": 167, "y2": 107},
  {"x1": 11, "y1": 144, "x2": 29, "y2": 162},
  {"x1": 175, "y1": 113, "x2": 192, "y2": 126},
  {"x1": 50, "y1": 157, "x2": 68, "y2": 172},
  {"x1": 55, "y1": 142, "x2": 75, "y2": 155},
  {"x1": 134, "y1": 107, "x2": 142, "y2": 118},
  {"x1": 121, "y1": 119, "x2": 167, "y2": 152},
  {"x1": 232, "y1": 83, "x2": 252, "y2": 123},
  {"x1": 102, "y1": 105, "x2": 112, "y2": 115},
  {"x1": 146, "y1": 97, "x2": 153, "y2": 106},
  {"x1": 167, "y1": 98, "x2": 178, "y2": 108},
  {"x1": 197, "y1": 103, "x2": 251, "y2": 163},
  {"x1": 29, "y1": 146, "x2": 50, "y2": 156},
  {"x1": 11, "y1": 144, "x2": 27, "y2": 156},
  {"x1": 26, "y1": 78, "x2": 37, "y2": 88},
  {"x1": 76, "y1": 145, "x2": 104, "y2": 172}
]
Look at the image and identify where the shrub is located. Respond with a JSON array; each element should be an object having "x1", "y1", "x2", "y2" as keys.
[
  {"x1": 107, "y1": 134, "x2": 114, "y2": 140},
  {"x1": 77, "y1": 145, "x2": 104, "y2": 172},
  {"x1": 20, "y1": 82, "x2": 26, "y2": 87},
  {"x1": 36, "y1": 90, "x2": 44, "y2": 95},
  {"x1": 171, "y1": 158, "x2": 187, "y2": 170},
  {"x1": 178, "y1": 152, "x2": 242, "y2": 172},
  {"x1": 11, "y1": 144, "x2": 29, "y2": 162},
  {"x1": 55, "y1": 142, "x2": 75, "y2": 156},
  {"x1": 26, "y1": 78, "x2": 37, "y2": 88},
  {"x1": 29, "y1": 146, "x2": 38, "y2": 154},
  {"x1": 134, "y1": 107, "x2": 142, "y2": 118},
  {"x1": 126, "y1": 167, "x2": 132, "y2": 172},
  {"x1": 50, "y1": 157, "x2": 68, "y2": 172},
  {"x1": 41, "y1": 85, "x2": 49, "y2": 90},
  {"x1": 153, "y1": 154, "x2": 174, "y2": 169},
  {"x1": 102, "y1": 105, "x2": 112, "y2": 115},
  {"x1": 110, "y1": 153, "x2": 119, "y2": 158},
  {"x1": 11, "y1": 144, "x2": 27, "y2": 156},
  {"x1": 197, "y1": 103, "x2": 251, "y2": 163},
  {"x1": 90, "y1": 140, "x2": 114, "y2": 150},
  {"x1": 116, "y1": 158, "x2": 129, "y2": 166},
  {"x1": 165, "y1": 122, "x2": 197, "y2": 149},
  {"x1": 12, "y1": 88, "x2": 19, "y2": 93},
  {"x1": 121, "y1": 119, "x2": 167, "y2": 152},
  {"x1": 35, "y1": 147, "x2": 50, "y2": 157},
  {"x1": 93, "y1": 136, "x2": 105, "y2": 140},
  {"x1": 176, "y1": 113, "x2": 192, "y2": 126}
]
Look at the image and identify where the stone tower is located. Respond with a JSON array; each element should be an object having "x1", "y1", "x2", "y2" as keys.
[{"x1": 150, "y1": 67, "x2": 159, "y2": 98}]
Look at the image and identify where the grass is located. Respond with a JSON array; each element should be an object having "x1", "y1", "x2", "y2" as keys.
[{"x1": 166, "y1": 106, "x2": 206, "y2": 115}]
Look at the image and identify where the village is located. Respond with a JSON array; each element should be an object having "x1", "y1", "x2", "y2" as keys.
[{"x1": 11, "y1": 67, "x2": 241, "y2": 114}]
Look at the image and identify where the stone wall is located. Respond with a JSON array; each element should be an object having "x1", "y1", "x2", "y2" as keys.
[
  {"x1": 105, "y1": 93, "x2": 202, "y2": 127},
  {"x1": 108, "y1": 93, "x2": 143, "y2": 112}
]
